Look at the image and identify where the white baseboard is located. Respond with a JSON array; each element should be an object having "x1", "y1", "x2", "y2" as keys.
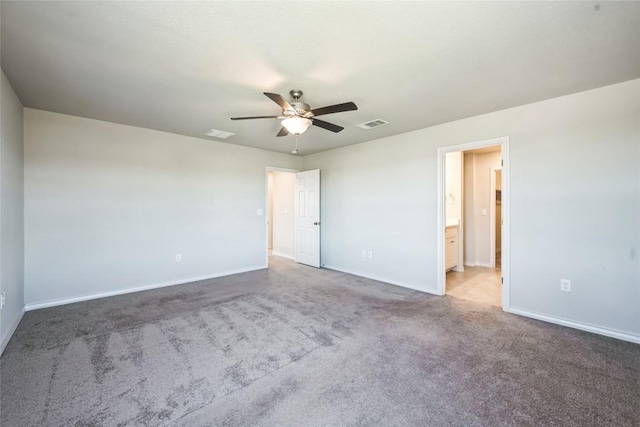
[
  {"x1": 475, "y1": 261, "x2": 492, "y2": 268},
  {"x1": 464, "y1": 261, "x2": 494, "y2": 268},
  {"x1": 508, "y1": 307, "x2": 640, "y2": 344},
  {"x1": 24, "y1": 265, "x2": 268, "y2": 312},
  {"x1": 1, "y1": 307, "x2": 26, "y2": 356},
  {"x1": 321, "y1": 264, "x2": 437, "y2": 295},
  {"x1": 271, "y1": 251, "x2": 294, "y2": 260}
]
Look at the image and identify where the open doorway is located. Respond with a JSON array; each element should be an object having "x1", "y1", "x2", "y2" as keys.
[
  {"x1": 266, "y1": 168, "x2": 297, "y2": 265},
  {"x1": 437, "y1": 137, "x2": 509, "y2": 310}
]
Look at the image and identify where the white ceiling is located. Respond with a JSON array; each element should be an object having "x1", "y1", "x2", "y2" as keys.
[{"x1": 2, "y1": 1, "x2": 639, "y2": 155}]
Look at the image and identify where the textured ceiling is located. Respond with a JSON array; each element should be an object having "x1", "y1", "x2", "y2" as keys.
[{"x1": 2, "y1": 1, "x2": 639, "y2": 155}]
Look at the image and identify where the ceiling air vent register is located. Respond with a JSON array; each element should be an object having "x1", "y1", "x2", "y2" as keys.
[
  {"x1": 205, "y1": 129, "x2": 235, "y2": 139},
  {"x1": 357, "y1": 119, "x2": 389, "y2": 130}
]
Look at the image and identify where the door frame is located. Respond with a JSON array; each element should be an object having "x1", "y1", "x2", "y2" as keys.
[
  {"x1": 489, "y1": 167, "x2": 502, "y2": 268},
  {"x1": 436, "y1": 136, "x2": 510, "y2": 311},
  {"x1": 264, "y1": 166, "x2": 299, "y2": 267}
]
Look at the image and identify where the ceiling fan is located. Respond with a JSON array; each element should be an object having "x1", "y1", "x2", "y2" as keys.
[{"x1": 231, "y1": 89, "x2": 357, "y2": 137}]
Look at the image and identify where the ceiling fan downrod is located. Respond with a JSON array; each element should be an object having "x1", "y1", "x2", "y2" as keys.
[{"x1": 289, "y1": 89, "x2": 304, "y2": 101}]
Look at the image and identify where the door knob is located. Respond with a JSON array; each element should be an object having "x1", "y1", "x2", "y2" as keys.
[{"x1": 314, "y1": 222, "x2": 320, "y2": 225}]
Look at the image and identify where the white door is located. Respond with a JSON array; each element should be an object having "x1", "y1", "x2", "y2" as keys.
[{"x1": 294, "y1": 169, "x2": 320, "y2": 267}]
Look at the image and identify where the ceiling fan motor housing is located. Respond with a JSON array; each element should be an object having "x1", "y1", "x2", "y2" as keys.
[{"x1": 290, "y1": 102, "x2": 311, "y2": 116}]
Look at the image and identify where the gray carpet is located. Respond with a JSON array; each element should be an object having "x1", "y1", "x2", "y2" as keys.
[{"x1": 1, "y1": 256, "x2": 639, "y2": 426}]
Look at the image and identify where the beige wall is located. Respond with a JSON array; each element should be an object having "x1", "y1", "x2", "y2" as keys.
[
  {"x1": 0, "y1": 70, "x2": 25, "y2": 353},
  {"x1": 464, "y1": 150, "x2": 501, "y2": 266},
  {"x1": 445, "y1": 151, "x2": 463, "y2": 223},
  {"x1": 24, "y1": 109, "x2": 302, "y2": 307},
  {"x1": 271, "y1": 171, "x2": 295, "y2": 258}
]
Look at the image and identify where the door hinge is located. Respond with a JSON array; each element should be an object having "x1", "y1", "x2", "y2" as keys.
[
  {"x1": 501, "y1": 159, "x2": 503, "y2": 166},
  {"x1": 501, "y1": 277, "x2": 503, "y2": 284}
]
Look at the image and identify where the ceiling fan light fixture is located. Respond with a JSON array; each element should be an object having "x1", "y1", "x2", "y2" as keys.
[{"x1": 281, "y1": 117, "x2": 312, "y2": 135}]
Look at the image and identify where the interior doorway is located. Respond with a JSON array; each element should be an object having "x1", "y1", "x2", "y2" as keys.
[
  {"x1": 265, "y1": 168, "x2": 297, "y2": 265},
  {"x1": 437, "y1": 137, "x2": 510, "y2": 310},
  {"x1": 446, "y1": 146, "x2": 502, "y2": 306}
]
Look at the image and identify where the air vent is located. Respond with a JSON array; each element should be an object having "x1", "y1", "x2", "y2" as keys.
[
  {"x1": 357, "y1": 119, "x2": 389, "y2": 130},
  {"x1": 204, "y1": 129, "x2": 235, "y2": 139}
]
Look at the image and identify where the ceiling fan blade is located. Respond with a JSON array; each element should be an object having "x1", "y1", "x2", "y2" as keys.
[
  {"x1": 277, "y1": 127, "x2": 289, "y2": 137},
  {"x1": 310, "y1": 102, "x2": 357, "y2": 117},
  {"x1": 312, "y1": 118, "x2": 344, "y2": 133},
  {"x1": 264, "y1": 92, "x2": 294, "y2": 112},
  {"x1": 230, "y1": 115, "x2": 280, "y2": 120}
]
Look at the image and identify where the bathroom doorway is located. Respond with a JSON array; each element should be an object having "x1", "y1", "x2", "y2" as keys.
[{"x1": 437, "y1": 137, "x2": 509, "y2": 310}]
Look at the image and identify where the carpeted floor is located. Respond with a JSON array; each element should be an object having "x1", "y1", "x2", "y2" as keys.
[{"x1": 1, "y1": 256, "x2": 639, "y2": 426}]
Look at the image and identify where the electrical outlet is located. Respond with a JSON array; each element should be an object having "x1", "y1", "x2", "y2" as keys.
[
  {"x1": 560, "y1": 279, "x2": 571, "y2": 292},
  {"x1": 367, "y1": 251, "x2": 373, "y2": 258},
  {"x1": 176, "y1": 254, "x2": 182, "y2": 263},
  {"x1": 0, "y1": 292, "x2": 5, "y2": 309}
]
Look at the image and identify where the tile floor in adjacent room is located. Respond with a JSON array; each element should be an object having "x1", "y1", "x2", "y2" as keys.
[{"x1": 446, "y1": 265, "x2": 502, "y2": 307}]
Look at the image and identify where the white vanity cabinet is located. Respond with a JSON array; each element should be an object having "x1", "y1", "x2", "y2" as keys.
[{"x1": 445, "y1": 226, "x2": 458, "y2": 271}]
